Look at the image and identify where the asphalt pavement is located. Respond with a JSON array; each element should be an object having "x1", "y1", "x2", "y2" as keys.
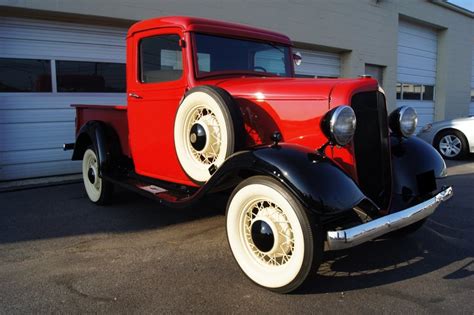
[{"x1": 0, "y1": 159, "x2": 473, "y2": 313}]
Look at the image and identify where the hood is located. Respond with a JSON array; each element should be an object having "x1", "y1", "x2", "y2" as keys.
[{"x1": 199, "y1": 76, "x2": 379, "y2": 105}]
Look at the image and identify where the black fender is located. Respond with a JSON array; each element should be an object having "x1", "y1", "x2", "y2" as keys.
[
  {"x1": 72, "y1": 121, "x2": 122, "y2": 175},
  {"x1": 390, "y1": 135, "x2": 446, "y2": 203},
  {"x1": 189, "y1": 143, "x2": 368, "y2": 216}
]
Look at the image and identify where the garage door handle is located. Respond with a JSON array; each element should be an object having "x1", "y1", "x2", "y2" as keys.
[{"x1": 128, "y1": 92, "x2": 142, "y2": 99}]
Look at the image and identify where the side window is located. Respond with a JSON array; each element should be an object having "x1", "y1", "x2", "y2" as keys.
[
  {"x1": 0, "y1": 58, "x2": 52, "y2": 92},
  {"x1": 140, "y1": 34, "x2": 183, "y2": 83},
  {"x1": 56, "y1": 61, "x2": 125, "y2": 92}
]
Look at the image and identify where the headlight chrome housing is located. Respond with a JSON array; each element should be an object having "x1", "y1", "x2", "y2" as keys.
[
  {"x1": 389, "y1": 106, "x2": 418, "y2": 137},
  {"x1": 321, "y1": 105, "x2": 357, "y2": 146}
]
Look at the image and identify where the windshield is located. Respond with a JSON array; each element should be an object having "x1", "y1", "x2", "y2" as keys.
[{"x1": 193, "y1": 33, "x2": 292, "y2": 78}]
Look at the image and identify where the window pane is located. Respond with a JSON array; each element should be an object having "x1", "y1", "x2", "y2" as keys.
[
  {"x1": 254, "y1": 49, "x2": 287, "y2": 75},
  {"x1": 194, "y1": 33, "x2": 291, "y2": 77},
  {"x1": 422, "y1": 85, "x2": 434, "y2": 101},
  {"x1": 56, "y1": 61, "x2": 125, "y2": 92},
  {"x1": 140, "y1": 35, "x2": 182, "y2": 83},
  {"x1": 396, "y1": 83, "x2": 402, "y2": 100},
  {"x1": 402, "y1": 84, "x2": 422, "y2": 100},
  {"x1": 0, "y1": 58, "x2": 51, "y2": 92}
]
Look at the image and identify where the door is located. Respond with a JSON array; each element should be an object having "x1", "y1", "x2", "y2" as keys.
[
  {"x1": 294, "y1": 49, "x2": 341, "y2": 78},
  {"x1": 397, "y1": 20, "x2": 437, "y2": 131},
  {"x1": 365, "y1": 64, "x2": 384, "y2": 87},
  {"x1": 127, "y1": 28, "x2": 189, "y2": 183},
  {"x1": 0, "y1": 17, "x2": 126, "y2": 181}
]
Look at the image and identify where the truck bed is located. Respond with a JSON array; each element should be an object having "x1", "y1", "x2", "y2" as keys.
[{"x1": 72, "y1": 104, "x2": 130, "y2": 157}]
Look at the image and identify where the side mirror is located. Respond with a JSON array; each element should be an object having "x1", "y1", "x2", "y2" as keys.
[{"x1": 293, "y1": 52, "x2": 302, "y2": 66}]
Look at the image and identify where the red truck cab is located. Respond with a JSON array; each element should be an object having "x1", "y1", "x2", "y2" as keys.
[{"x1": 68, "y1": 16, "x2": 452, "y2": 293}]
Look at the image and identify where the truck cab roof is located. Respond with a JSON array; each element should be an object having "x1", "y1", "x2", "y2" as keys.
[{"x1": 127, "y1": 16, "x2": 292, "y2": 46}]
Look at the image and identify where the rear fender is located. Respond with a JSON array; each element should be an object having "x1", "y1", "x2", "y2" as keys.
[{"x1": 72, "y1": 121, "x2": 122, "y2": 174}]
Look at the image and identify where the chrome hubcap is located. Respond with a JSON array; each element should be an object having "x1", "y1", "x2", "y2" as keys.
[{"x1": 439, "y1": 135, "x2": 461, "y2": 157}]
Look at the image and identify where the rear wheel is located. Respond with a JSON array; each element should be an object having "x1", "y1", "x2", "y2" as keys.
[
  {"x1": 82, "y1": 147, "x2": 113, "y2": 204},
  {"x1": 226, "y1": 176, "x2": 322, "y2": 293}
]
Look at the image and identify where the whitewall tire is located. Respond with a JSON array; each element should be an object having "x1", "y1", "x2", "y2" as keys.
[
  {"x1": 174, "y1": 86, "x2": 243, "y2": 184},
  {"x1": 226, "y1": 176, "x2": 322, "y2": 293},
  {"x1": 82, "y1": 147, "x2": 113, "y2": 204}
]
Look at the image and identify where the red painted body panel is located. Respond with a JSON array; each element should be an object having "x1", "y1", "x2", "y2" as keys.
[
  {"x1": 73, "y1": 104, "x2": 130, "y2": 157},
  {"x1": 127, "y1": 16, "x2": 292, "y2": 45},
  {"x1": 74, "y1": 16, "x2": 382, "y2": 188}
]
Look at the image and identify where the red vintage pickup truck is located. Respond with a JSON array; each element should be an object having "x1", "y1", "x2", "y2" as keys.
[{"x1": 65, "y1": 16, "x2": 453, "y2": 293}]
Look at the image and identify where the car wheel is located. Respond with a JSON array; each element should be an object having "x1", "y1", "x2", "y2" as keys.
[
  {"x1": 434, "y1": 130, "x2": 468, "y2": 160},
  {"x1": 226, "y1": 176, "x2": 322, "y2": 293},
  {"x1": 82, "y1": 146, "x2": 113, "y2": 204},
  {"x1": 174, "y1": 86, "x2": 244, "y2": 184}
]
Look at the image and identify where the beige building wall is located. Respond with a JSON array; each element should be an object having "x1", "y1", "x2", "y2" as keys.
[{"x1": 1, "y1": 0, "x2": 472, "y2": 119}]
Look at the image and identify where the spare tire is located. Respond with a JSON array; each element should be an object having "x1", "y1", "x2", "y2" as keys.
[{"x1": 174, "y1": 85, "x2": 244, "y2": 184}]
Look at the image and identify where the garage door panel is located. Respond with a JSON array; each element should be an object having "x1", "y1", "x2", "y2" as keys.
[
  {"x1": 397, "y1": 45, "x2": 437, "y2": 59},
  {"x1": 0, "y1": 18, "x2": 125, "y2": 46},
  {"x1": 397, "y1": 72, "x2": 436, "y2": 86},
  {"x1": 1, "y1": 148, "x2": 73, "y2": 165},
  {"x1": 397, "y1": 20, "x2": 437, "y2": 129},
  {"x1": 1, "y1": 39, "x2": 125, "y2": 61},
  {"x1": 1, "y1": 122, "x2": 76, "y2": 151},
  {"x1": 0, "y1": 94, "x2": 125, "y2": 110},
  {"x1": 397, "y1": 54, "x2": 436, "y2": 71},
  {"x1": 0, "y1": 160, "x2": 81, "y2": 181},
  {"x1": 0, "y1": 18, "x2": 128, "y2": 180},
  {"x1": 0, "y1": 109, "x2": 74, "y2": 124},
  {"x1": 295, "y1": 49, "x2": 341, "y2": 78},
  {"x1": 399, "y1": 21, "x2": 437, "y2": 39}
]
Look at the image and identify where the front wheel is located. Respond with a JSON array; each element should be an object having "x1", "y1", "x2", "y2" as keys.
[
  {"x1": 82, "y1": 147, "x2": 113, "y2": 205},
  {"x1": 434, "y1": 130, "x2": 468, "y2": 160},
  {"x1": 226, "y1": 176, "x2": 322, "y2": 293}
]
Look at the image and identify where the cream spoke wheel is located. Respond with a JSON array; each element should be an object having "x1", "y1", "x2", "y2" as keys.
[
  {"x1": 82, "y1": 148, "x2": 103, "y2": 202},
  {"x1": 174, "y1": 87, "x2": 242, "y2": 183},
  {"x1": 81, "y1": 147, "x2": 113, "y2": 204},
  {"x1": 226, "y1": 176, "x2": 322, "y2": 293}
]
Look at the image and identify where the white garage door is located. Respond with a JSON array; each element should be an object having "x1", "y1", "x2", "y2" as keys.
[
  {"x1": 295, "y1": 49, "x2": 341, "y2": 78},
  {"x1": 0, "y1": 18, "x2": 127, "y2": 181},
  {"x1": 470, "y1": 43, "x2": 474, "y2": 116},
  {"x1": 396, "y1": 20, "x2": 438, "y2": 131}
]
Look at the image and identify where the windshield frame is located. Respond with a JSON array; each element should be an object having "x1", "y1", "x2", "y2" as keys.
[{"x1": 191, "y1": 32, "x2": 294, "y2": 80}]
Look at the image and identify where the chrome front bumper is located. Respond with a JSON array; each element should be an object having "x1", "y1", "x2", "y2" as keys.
[{"x1": 326, "y1": 186, "x2": 453, "y2": 251}]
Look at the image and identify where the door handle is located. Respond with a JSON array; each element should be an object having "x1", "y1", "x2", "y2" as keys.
[{"x1": 128, "y1": 92, "x2": 142, "y2": 99}]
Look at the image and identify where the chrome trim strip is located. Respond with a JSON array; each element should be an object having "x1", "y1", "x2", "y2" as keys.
[{"x1": 326, "y1": 186, "x2": 453, "y2": 251}]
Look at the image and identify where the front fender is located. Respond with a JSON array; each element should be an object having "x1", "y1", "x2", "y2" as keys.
[
  {"x1": 390, "y1": 136, "x2": 447, "y2": 207},
  {"x1": 203, "y1": 143, "x2": 367, "y2": 215}
]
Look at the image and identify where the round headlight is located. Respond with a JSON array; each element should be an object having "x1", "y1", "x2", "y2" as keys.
[
  {"x1": 389, "y1": 106, "x2": 418, "y2": 137},
  {"x1": 321, "y1": 106, "x2": 357, "y2": 146}
]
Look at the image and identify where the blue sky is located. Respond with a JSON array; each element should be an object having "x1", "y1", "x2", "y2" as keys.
[{"x1": 448, "y1": 0, "x2": 474, "y2": 12}]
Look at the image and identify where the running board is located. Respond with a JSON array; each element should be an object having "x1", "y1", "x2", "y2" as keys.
[{"x1": 102, "y1": 174, "x2": 195, "y2": 208}]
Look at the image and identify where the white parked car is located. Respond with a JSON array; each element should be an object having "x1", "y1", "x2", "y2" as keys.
[{"x1": 417, "y1": 116, "x2": 474, "y2": 159}]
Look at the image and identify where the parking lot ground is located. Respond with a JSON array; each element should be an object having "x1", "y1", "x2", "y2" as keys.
[{"x1": 0, "y1": 159, "x2": 473, "y2": 313}]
